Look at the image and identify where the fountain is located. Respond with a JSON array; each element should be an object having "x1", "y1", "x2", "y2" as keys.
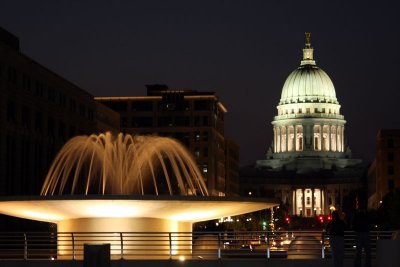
[{"x1": 0, "y1": 132, "x2": 276, "y2": 259}]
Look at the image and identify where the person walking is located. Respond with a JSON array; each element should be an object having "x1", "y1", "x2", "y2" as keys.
[
  {"x1": 326, "y1": 210, "x2": 346, "y2": 267},
  {"x1": 352, "y1": 208, "x2": 371, "y2": 267}
]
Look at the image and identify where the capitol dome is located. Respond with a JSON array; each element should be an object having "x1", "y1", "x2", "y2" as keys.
[
  {"x1": 279, "y1": 65, "x2": 338, "y2": 105},
  {"x1": 279, "y1": 36, "x2": 338, "y2": 105},
  {"x1": 266, "y1": 33, "x2": 348, "y2": 164}
]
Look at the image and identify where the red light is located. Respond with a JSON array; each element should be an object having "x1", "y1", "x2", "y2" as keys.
[
  {"x1": 285, "y1": 216, "x2": 290, "y2": 223},
  {"x1": 327, "y1": 215, "x2": 332, "y2": 221},
  {"x1": 318, "y1": 215, "x2": 324, "y2": 222}
]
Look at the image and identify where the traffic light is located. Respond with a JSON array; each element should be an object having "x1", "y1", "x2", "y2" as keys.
[
  {"x1": 327, "y1": 215, "x2": 332, "y2": 221},
  {"x1": 285, "y1": 216, "x2": 290, "y2": 224},
  {"x1": 318, "y1": 215, "x2": 324, "y2": 223}
]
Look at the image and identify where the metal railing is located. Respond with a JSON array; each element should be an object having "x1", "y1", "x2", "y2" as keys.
[{"x1": 0, "y1": 230, "x2": 394, "y2": 260}]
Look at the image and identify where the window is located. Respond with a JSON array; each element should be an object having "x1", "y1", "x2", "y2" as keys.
[
  {"x1": 388, "y1": 179, "x2": 395, "y2": 191},
  {"x1": 202, "y1": 132, "x2": 208, "y2": 141},
  {"x1": 194, "y1": 132, "x2": 201, "y2": 141},
  {"x1": 388, "y1": 152, "x2": 394, "y2": 162},
  {"x1": 203, "y1": 116, "x2": 209, "y2": 126},
  {"x1": 202, "y1": 165, "x2": 208, "y2": 173},
  {"x1": 7, "y1": 66, "x2": 17, "y2": 83},
  {"x1": 194, "y1": 100, "x2": 209, "y2": 110},
  {"x1": 59, "y1": 93, "x2": 67, "y2": 108},
  {"x1": 79, "y1": 104, "x2": 86, "y2": 117},
  {"x1": 306, "y1": 108, "x2": 310, "y2": 114},
  {"x1": 121, "y1": 117, "x2": 127, "y2": 127},
  {"x1": 88, "y1": 109, "x2": 94, "y2": 121},
  {"x1": 131, "y1": 101, "x2": 153, "y2": 111},
  {"x1": 6, "y1": 100, "x2": 16, "y2": 124},
  {"x1": 47, "y1": 117, "x2": 55, "y2": 137},
  {"x1": 103, "y1": 101, "x2": 127, "y2": 112},
  {"x1": 174, "y1": 116, "x2": 190, "y2": 126},
  {"x1": 69, "y1": 126, "x2": 76, "y2": 137},
  {"x1": 35, "y1": 112, "x2": 43, "y2": 132},
  {"x1": 69, "y1": 98, "x2": 77, "y2": 112},
  {"x1": 132, "y1": 117, "x2": 153, "y2": 127},
  {"x1": 387, "y1": 138, "x2": 394, "y2": 148},
  {"x1": 22, "y1": 74, "x2": 31, "y2": 91},
  {"x1": 388, "y1": 165, "x2": 394, "y2": 176},
  {"x1": 21, "y1": 106, "x2": 31, "y2": 129},
  {"x1": 58, "y1": 122, "x2": 65, "y2": 139},
  {"x1": 306, "y1": 197, "x2": 310, "y2": 205},
  {"x1": 35, "y1": 81, "x2": 44, "y2": 97},
  {"x1": 48, "y1": 87, "x2": 56, "y2": 102},
  {"x1": 158, "y1": 117, "x2": 173, "y2": 127}
]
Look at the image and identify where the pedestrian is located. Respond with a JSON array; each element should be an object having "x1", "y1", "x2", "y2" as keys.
[
  {"x1": 326, "y1": 210, "x2": 346, "y2": 267},
  {"x1": 352, "y1": 208, "x2": 371, "y2": 267}
]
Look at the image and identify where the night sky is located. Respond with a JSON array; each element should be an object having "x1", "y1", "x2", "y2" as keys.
[{"x1": 1, "y1": 1, "x2": 400, "y2": 166}]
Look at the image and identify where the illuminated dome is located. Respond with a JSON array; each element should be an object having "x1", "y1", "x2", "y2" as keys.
[
  {"x1": 256, "y1": 33, "x2": 363, "y2": 172},
  {"x1": 279, "y1": 65, "x2": 338, "y2": 105},
  {"x1": 279, "y1": 35, "x2": 338, "y2": 105}
]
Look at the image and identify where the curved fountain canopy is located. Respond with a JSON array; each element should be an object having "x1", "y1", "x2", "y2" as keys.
[{"x1": 41, "y1": 132, "x2": 208, "y2": 196}]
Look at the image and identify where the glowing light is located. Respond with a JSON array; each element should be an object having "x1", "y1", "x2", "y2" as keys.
[
  {"x1": 170, "y1": 211, "x2": 217, "y2": 221},
  {"x1": 179, "y1": 255, "x2": 185, "y2": 262}
]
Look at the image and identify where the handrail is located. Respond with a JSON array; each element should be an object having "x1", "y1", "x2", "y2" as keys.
[{"x1": 0, "y1": 230, "x2": 395, "y2": 260}]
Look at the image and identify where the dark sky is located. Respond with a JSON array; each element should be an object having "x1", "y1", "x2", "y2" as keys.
[{"x1": 1, "y1": 1, "x2": 400, "y2": 166}]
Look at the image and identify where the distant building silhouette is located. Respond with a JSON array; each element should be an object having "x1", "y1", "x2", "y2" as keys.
[
  {"x1": 96, "y1": 86, "x2": 239, "y2": 196},
  {"x1": 368, "y1": 129, "x2": 400, "y2": 208}
]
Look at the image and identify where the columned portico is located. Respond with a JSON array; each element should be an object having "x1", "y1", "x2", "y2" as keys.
[{"x1": 293, "y1": 188, "x2": 323, "y2": 217}]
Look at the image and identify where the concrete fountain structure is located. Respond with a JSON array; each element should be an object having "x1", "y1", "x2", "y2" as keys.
[{"x1": 0, "y1": 132, "x2": 276, "y2": 258}]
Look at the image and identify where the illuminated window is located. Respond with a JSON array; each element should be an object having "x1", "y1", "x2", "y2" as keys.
[
  {"x1": 195, "y1": 133, "x2": 201, "y2": 141},
  {"x1": 194, "y1": 149, "x2": 200, "y2": 158},
  {"x1": 202, "y1": 165, "x2": 208, "y2": 173}
]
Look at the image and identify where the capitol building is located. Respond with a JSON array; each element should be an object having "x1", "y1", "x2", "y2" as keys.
[{"x1": 241, "y1": 34, "x2": 364, "y2": 217}]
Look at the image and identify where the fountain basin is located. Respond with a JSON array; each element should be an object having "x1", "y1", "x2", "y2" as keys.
[{"x1": 0, "y1": 195, "x2": 277, "y2": 259}]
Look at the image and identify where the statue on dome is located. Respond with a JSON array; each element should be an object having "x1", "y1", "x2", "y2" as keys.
[{"x1": 305, "y1": 32, "x2": 311, "y2": 46}]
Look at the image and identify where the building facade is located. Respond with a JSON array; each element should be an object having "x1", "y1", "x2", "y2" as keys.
[
  {"x1": 96, "y1": 85, "x2": 239, "y2": 196},
  {"x1": 368, "y1": 129, "x2": 400, "y2": 209},
  {"x1": 0, "y1": 27, "x2": 120, "y2": 197},
  {"x1": 241, "y1": 33, "x2": 364, "y2": 217}
]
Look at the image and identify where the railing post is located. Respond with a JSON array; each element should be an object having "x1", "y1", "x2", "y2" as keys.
[
  {"x1": 217, "y1": 232, "x2": 221, "y2": 259},
  {"x1": 23, "y1": 233, "x2": 28, "y2": 260},
  {"x1": 120, "y1": 232, "x2": 124, "y2": 260},
  {"x1": 71, "y1": 232, "x2": 75, "y2": 260},
  {"x1": 266, "y1": 231, "x2": 270, "y2": 259},
  {"x1": 169, "y1": 232, "x2": 172, "y2": 260},
  {"x1": 321, "y1": 231, "x2": 325, "y2": 259}
]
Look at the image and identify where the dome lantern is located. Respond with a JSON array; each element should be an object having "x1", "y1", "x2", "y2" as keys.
[{"x1": 301, "y1": 32, "x2": 316, "y2": 66}]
